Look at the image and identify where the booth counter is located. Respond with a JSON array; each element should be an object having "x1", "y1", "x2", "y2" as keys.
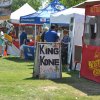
[{"x1": 80, "y1": 4, "x2": 100, "y2": 83}]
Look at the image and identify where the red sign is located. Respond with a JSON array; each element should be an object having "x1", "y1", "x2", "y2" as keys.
[
  {"x1": 86, "y1": 4, "x2": 100, "y2": 16},
  {"x1": 81, "y1": 44, "x2": 100, "y2": 83}
]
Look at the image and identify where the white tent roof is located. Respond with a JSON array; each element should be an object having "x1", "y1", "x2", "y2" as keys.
[
  {"x1": 50, "y1": 8, "x2": 85, "y2": 24},
  {"x1": 10, "y1": 3, "x2": 36, "y2": 24}
]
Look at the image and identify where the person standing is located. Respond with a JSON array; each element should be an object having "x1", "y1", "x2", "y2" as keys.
[
  {"x1": 0, "y1": 29, "x2": 5, "y2": 57},
  {"x1": 61, "y1": 29, "x2": 70, "y2": 71},
  {"x1": 41, "y1": 27, "x2": 49, "y2": 42},
  {"x1": 19, "y1": 28, "x2": 27, "y2": 58},
  {"x1": 44, "y1": 25, "x2": 59, "y2": 42},
  {"x1": 20, "y1": 28, "x2": 27, "y2": 46}
]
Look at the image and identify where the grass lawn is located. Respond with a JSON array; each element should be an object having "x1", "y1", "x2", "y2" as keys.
[{"x1": 0, "y1": 56, "x2": 100, "y2": 100}]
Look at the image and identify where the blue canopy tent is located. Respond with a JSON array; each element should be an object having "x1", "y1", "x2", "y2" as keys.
[
  {"x1": 20, "y1": 0, "x2": 66, "y2": 46},
  {"x1": 20, "y1": 0, "x2": 66, "y2": 24}
]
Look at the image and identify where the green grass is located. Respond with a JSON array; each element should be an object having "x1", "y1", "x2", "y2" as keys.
[{"x1": 0, "y1": 56, "x2": 100, "y2": 100}]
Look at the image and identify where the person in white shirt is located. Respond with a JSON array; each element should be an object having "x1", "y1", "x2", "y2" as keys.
[{"x1": 0, "y1": 30, "x2": 5, "y2": 56}]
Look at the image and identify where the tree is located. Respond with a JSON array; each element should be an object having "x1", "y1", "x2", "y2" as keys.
[
  {"x1": 11, "y1": 0, "x2": 42, "y2": 12},
  {"x1": 11, "y1": 0, "x2": 86, "y2": 12},
  {"x1": 61, "y1": 0, "x2": 86, "y2": 8},
  {"x1": 49, "y1": 0, "x2": 86, "y2": 8}
]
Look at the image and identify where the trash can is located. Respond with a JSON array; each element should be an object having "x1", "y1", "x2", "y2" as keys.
[{"x1": 23, "y1": 45, "x2": 34, "y2": 60}]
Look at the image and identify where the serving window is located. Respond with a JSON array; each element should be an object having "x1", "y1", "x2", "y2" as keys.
[{"x1": 84, "y1": 15, "x2": 100, "y2": 46}]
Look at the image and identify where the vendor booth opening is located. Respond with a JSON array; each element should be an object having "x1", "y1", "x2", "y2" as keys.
[
  {"x1": 81, "y1": 4, "x2": 100, "y2": 83},
  {"x1": 34, "y1": 42, "x2": 62, "y2": 79}
]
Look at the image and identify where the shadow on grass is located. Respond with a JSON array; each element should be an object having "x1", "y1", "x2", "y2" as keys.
[
  {"x1": 24, "y1": 77, "x2": 39, "y2": 80},
  {"x1": 51, "y1": 71, "x2": 100, "y2": 96},
  {"x1": 3, "y1": 56, "x2": 34, "y2": 63},
  {"x1": 27, "y1": 64, "x2": 34, "y2": 67},
  {"x1": 24, "y1": 70, "x2": 100, "y2": 96}
]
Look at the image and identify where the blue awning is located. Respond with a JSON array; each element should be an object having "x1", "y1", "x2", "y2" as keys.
[{"x1": 20, "y1": 0, "x2": 66, "y2": 24}]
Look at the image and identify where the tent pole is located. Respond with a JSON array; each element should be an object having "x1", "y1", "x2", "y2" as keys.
[
  {"x1": 19, "y1": 24, "x2": 21, "y2": 46},
  {"x1": 68, "y1": 17, "x2": 75, "y2": 70},
  {"x1": 35, "y1": 24, "x2": 36, "y2": 45}
]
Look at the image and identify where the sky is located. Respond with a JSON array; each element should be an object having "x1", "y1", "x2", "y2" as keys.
[{"x1": 41, "y1": 0, "x2": 49, "y2": 8}]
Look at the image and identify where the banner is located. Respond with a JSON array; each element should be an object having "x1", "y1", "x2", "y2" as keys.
[
  {"x1": 80, "y1": 44, "x2": 100, "y2": 83},
  {"x1": 38, "y1": 42, "x2": 62, "y2": 79},
  {"x1": 86, "y1": 4, "x2": 100, "y2": 16}
]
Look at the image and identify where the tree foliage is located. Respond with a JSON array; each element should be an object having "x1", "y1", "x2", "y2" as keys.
[
  {"x1": 50, "y1": 0, "x2": 86, "y2": 8},
  {"x1": 11, "y1": 0, "x2": 42, "y2": 12},
  {"x1": 11, "y1": 0, "x2": 86, "y2": 12},
  {"x1": 61, "y1": 0, "x2": 86, "y2": 8}
]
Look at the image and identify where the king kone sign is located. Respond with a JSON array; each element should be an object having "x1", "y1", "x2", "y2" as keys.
[{"x1": 38, "y1": 42, "x2": 62, "y2": 79}]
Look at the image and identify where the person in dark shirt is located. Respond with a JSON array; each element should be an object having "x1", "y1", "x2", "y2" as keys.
[
  {"x1": 61, "y1": 29, "x2": 70, "y2": 71},
  {"x1": 20, "y1": 30, "x2": 27, "y2": 46},
  {"x1": 44, "y1": 25, "x2": 59, "y2": 42},
  {"x1": 19, "y1": 28, "x2": 27, "y2": 58}
]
